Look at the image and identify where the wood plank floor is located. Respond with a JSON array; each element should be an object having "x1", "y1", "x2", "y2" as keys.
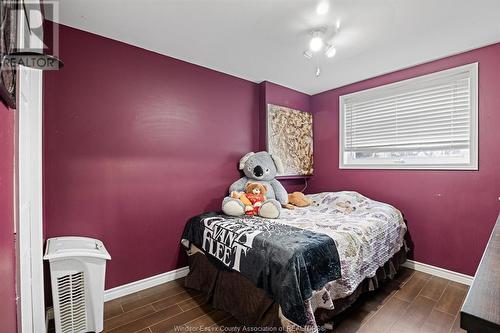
[{"x1": 52, "y1": 268, "x2": 470, "y2": 333}]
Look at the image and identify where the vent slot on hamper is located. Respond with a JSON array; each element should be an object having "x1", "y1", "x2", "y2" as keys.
[{"x1": 57, "y1": 272, "x2": 87, "y2": 333}]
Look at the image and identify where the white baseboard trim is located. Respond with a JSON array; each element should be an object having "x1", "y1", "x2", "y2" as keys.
[
  {"x1": 104, "y1": 266, "x2": 190, "y2": 302},
  {"x1": 46, "y1": 266, "x2": 189, "y2": 332},
  {"x1": 402, "y1": 260, "x2": 473, "y2": 285}
]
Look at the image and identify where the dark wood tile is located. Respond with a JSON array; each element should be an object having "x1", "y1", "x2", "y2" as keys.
[
  {"x1": 149, "y1": 304, "x2": 214, "y2": 333},
  {"x1": 180, "y1": 309, "x2": 232, "y2": 329},
  {"x1": 358, "y1": 294, "x2": 410, "y2": 333},
  {"x1": 107, "y1": 304, "x2": 183, "y2": 333},
  {"x1": 333, "y1": 315, "x2": 369, "y2": 333},
  {"x1": 104, "y1": 300, "x2": 125, "y2": 320},
  {"x1": 393, "y1": 267, "x2": 415, "y2": 283},
  {"x1": 104, "y1": 305, "x2": 156, "y2": 331},
  {"x1": 121, "y1": 285, "x2": 186, "y2": 312},
  {"x1": 435, "y1": 282, "x2": 468, "y2": 315},
  {"x1": 136, "y1": 329, "x2": 151, "y2": 333},
  {"x1": 453, "y1": 281, "x2": 469, "y2": 292},
  {"x1": 348, "y1": 306, "x2": 377, "y2": 325},
  {"x1": 381, "y1": 268, "x2": 414, "y2": 296},
  {"x1": 177, "y1": 294, "x2": 207, "y2": 311},
  {"x1": 361, "y1": 288, "x2": 393, "y2": 312},
  {"x1": 331, "y1": 292, "x2": 386, "y2": 332},
  {"x1": 101, "y1": 269, "x2": 468, "y2": 333},
  {"x1": 420, "y1": 309, "x2": 455, "y2": 333},
  {"x1": 450, "y1": 313, "x2": 467, "y2": 333},
  {"x1": 387, "y1": 295, "x2": 436, "y2": 333},
  {"x1": 393, "y1": 272, "x2": 429, "y2": 303},
  {"x1": 104, "y1": 293, "x2": 143, "y2": 320},
  {"x1": 210, "y1": 317, "x2": 242, "y2": 332},
  {"x1": 152, "y1": 290, "x2": 201, "y2": 311},
  {"x1": 420, "y1": 276, "x2": 449, "y2": 301},
  {"x1": 413, "y1": 271, "x2": 432, "y2": 280}
]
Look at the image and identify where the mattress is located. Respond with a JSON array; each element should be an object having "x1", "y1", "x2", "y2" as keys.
[
  {"x1": 279, "y1": 191, "x2": 407, "y2": 302},
  {"x1": 182, "y1": 191, "x2": 407, "y2": 332}
]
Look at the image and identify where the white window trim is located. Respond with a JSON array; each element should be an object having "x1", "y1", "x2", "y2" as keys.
[{"x1": 339, "y1": 63, "x2": 478, "y2": 170}]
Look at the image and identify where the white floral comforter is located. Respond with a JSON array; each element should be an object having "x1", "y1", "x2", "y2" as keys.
[{"x1": 276, "y1": 191, "x2": 407, "y2": 329}]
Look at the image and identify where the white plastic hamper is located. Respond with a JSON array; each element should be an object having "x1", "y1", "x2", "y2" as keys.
[{"x1": 44, "y1": 237, "x2": 111, "y2": 333}]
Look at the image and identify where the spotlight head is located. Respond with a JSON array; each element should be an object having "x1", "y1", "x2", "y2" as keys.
[
  {"x1": 309, "y1": 36, "x2": 324, "y2": 52},
  {"x1": 325, "y1": 44, "x2": 337, "y2": 58}
]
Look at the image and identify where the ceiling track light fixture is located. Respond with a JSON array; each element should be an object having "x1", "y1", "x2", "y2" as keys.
[
  {"x1": 303, "y1": 26, "x2": 338, "y2": 77},
  {"x1": 304, "y1": 28, "x2": 335, "y2": 57}
]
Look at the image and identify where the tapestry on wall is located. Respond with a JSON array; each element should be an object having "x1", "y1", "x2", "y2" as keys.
[{"x1": 266, "y1": 104, "x2": 313, "y2": 176}]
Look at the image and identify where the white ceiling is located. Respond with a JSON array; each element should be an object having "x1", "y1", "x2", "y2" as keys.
[{"x1": 48, "y1": 0, "x2": 500, "y2": 95}]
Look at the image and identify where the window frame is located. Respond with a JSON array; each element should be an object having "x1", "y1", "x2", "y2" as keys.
[{"x1": 339, "y1": 63, "x2": 478, "y2": 170}]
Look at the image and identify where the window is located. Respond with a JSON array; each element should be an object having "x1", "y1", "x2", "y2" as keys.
[{"x1": 339, "y1": 63, "x2": 478, "y2": 170}]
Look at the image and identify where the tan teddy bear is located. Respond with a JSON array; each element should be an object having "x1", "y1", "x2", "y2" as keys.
[{"x1": 231, "y1": 182, "x2": 268, "y2": 216}]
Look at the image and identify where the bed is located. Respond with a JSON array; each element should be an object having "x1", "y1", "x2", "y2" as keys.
[{"x1": 181, "y1": 191, "x2": 408, "y2": 332}]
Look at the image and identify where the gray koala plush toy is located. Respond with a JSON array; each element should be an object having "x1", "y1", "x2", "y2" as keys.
[{"x1": 222, "y1": 151, "x2": 288, "y2": 218}]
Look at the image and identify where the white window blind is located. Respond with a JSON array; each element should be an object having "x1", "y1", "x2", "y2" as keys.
[{"x1": 340, "y1": 63, "x2": 478, "y2": 169}]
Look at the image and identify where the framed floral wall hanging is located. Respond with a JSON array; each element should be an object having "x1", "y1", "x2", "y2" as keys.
[{"x1": 266, "y1": 104, "x2": 313, "y2": 176}]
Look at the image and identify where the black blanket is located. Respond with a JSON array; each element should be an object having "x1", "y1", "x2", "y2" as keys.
[{"x1": 182, "y1": 212, "x2": 341, "y2": 327}]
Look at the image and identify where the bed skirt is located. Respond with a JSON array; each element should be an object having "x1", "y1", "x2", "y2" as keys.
[{"x1": 185, "y1": 246, "x2": 407, "y2": 329}]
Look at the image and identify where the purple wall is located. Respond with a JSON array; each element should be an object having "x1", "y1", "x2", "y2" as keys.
[
  {"x1": 259, "y1": 81, "x2": 311, "y2": 149},
  {"x1": 43, "y1": 22, "x2": 498, "y2": 288},
  {"x1": 0, "y1": 102, "x2": 18, "y2": 332},
  {"x1": 259, "y1": 81, "x2": 312, "y2": 192},
  {"x1": 309, "y1": 43, "x2": 500, "y2": 276},
  {"x1": 43, "y1": 24, "x2": 259, "y2": 289}
]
